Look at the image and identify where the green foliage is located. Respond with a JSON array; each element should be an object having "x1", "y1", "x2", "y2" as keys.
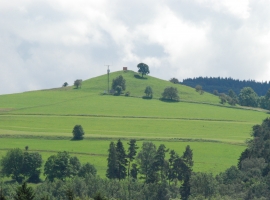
[
  {"x1": 219, "y1": 93, "x2": 227, "y2": 104},
  {"x1": 66, "y1": 187, "x2": 75, "y2": 200},
  {"x1": 195, "y1": 85, "x2": 202, "y2": 92},
  {"x1": 170, "y1": 78, "x2": 179, "y2": 84},
  {"x1": 114, "y1": 85, "x2": 122, "y2": 96},
  {"x1": 14, "y1": 182, "x2": 35, "y2": 200},
  {"x1": 213, "y1": 89, "x2": 219, "y2": 96},
  {"x1": 161, "y1": 87, "x2": 180, "y2": 101},
  {"x1": 78, "y1": 163, "x2": 97, "y2": 177},
  {"x1": 127, "y1": 139, "x2": 138, "y2": 178},
  {"x1": 1, "y1": 149, "x2": 42, "y2": 183},
  {"x1": 74, "y1": 79, "x2": 82, "y2": 89},
  {"x1": 72, "y1": 125, "x2": 85, "y2": 140},
  {"x1": 238, "y1": 87, "x2": 258, "y2": 107},
  {"x1": 115, "y1": 139, "x2": 127, "y2": 180},
  {"x1": 183, "y1": 145, "x2": 194, "y2": 167},
  {"x1": 93, "y1": 192, "x2": 107, "y2": 200},
  {"x1": 190, "y1": 172, "x2": 217, "y2": 199},
  {"x1": 44, "y1": 151, "x2": 81, "y2": 181},
  {"x1": 144, "y1": 86, "x2": 153, "y2": 98},
  {"x1": 111, "y1": 75, "x2": 126, "y2": 91},
  {"x1": 0, "y1": 188, "x2": 6, "y2": 200},
  {"x1": 106, "y1": 142, "x2": 117, "y2": 179},
  {"x1": 63, "y1": 82, "x2": 68, "y2": 87},
  {"x1": 136, "y1": 142, "x2": 157, "y2": 183},
  {"x1": 137, "y1": 63, "x2": 150, "y2": 77},
  {"x1": 1, "y1": 148, "x2": 24, "y2": 182}
]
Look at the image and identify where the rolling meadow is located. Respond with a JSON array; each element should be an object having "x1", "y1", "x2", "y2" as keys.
[{"x1": 0, "y1": 70, "x2": 269, "y2": 178}]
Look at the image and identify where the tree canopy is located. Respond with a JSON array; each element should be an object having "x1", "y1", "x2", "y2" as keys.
[
  {"x1": 72, "y1": 125, "x2": 85, "y2": 140},
  {"x1": 1, "y1": 148, "x2": 42, "y2": 183},
  {"x1": 137, "y1": 63, "x2": 150, "y2": 77},
  {"x1": 161, "y1": 87, "x2": 180, "y2": 101},
  {"x1": 112, "y1": 75, "x2": 126, "y2": 91},
  {"x1": 238, "y1": 87, "x2": 258, "y2": 107},
  {"x1": 44, "y1": 151, "x2": 84, "y2": 181},
  {"x1": 74, "y1": 79, "x2": 82, "y2": 89}
]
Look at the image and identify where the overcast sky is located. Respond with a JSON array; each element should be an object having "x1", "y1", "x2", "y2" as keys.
[{"x1": 1, "y1": 0, "x2": 270, "y2": 94}]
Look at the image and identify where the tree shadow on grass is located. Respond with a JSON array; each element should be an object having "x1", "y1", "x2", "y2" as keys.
[
  {"x1": 159, "y1": 98, "x2": 179, "y2": 103},
  {"x1": 134, "y1": 74, "x2": 147, "y2": 80},
  {"x1": 142, "y1": 96, "x2": 153, "y2": 100},
  {"x1": 70, "y1": 138, "x2": 84, "y2": 141}
]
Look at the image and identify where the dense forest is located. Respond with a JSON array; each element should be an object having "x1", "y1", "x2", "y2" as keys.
[{"x1": 181, "y1": 77, "x2": 270, "y2": 96}]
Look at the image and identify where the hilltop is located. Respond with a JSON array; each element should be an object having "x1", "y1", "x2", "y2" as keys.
[{"x1": 0, "y1": 69, "x2": 269, "y2": 176}]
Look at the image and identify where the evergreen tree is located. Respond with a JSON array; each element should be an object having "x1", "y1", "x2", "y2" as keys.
[
  {"x1": 127, "y1": 139, "x2": 138, "y2": 178},
  {"x1": 106, "y1": 142, "x2": 118, "y2": 179},
  {"x1": 168, "y1": 150, "x2": 178, "y2": 184},
  {"x1": 115, "y1": 139, "x2": 127, "y2": 180},
  {"x1": 179, "y1": 145, "x2": 194, "y2": 200},
  {"x1": 137, "y1": 142, "x2": 157, "y2": 183},
  {"x1": 14, "y1": 182, "x2": 35, "y2": 200},
  {"x1": 183, "y1": 145, "x2": 194, "y2": 167},
  {"x1": 153, "y1": 144, "x2": 168, "y2": 182},
  {"x1": 130, "y1": 163, "x2": 139, "y2": 179}
]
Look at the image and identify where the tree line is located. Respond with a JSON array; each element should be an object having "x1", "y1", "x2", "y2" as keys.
[
  {"x1": 3, "y1": 117, "x2": 270, "y2": 199},
  {"x1": 182, "y1": 76, "x2": 270, "y2": 96}
]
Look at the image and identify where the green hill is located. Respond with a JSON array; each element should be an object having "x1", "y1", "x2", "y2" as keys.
[{"x1": 0, "y1": 70, "x2": 269, "y2": 177}]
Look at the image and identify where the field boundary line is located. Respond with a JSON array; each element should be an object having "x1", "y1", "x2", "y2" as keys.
[
  {"x1": 0, "y1": 113, "x2": 253, "y2": 123},
  {"x1": 0, "y1": 134, "x2": 246, "y2": 146}
]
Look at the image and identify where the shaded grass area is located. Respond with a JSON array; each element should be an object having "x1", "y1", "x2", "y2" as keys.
[{"x1": 0, "y1": 138, "x2": 245, "y2": 177}]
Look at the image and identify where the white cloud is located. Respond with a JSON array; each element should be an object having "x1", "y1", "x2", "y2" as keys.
[{"x1": 1, "y1": 0, "x2": 270, "y2": 94}]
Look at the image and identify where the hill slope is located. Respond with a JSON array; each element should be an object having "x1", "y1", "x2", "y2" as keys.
[{"x1": 0, "y1": 70, "x2": 269, "y2": 176}]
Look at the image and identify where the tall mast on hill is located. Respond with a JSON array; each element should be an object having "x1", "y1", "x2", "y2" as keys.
[{"x1": 105, "y1": 65, "x2": 111, "y2": 93}]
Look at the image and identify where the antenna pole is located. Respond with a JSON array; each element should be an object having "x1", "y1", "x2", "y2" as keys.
[{"x1": 105, "y1": 65, "x2": 111, "y2": 93}]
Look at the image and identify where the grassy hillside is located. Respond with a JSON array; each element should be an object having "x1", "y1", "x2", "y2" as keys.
[{"x1": 0, "y1": 70, "x2": 269, "y2": 177}]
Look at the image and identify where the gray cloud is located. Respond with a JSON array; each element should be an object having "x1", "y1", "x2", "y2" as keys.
[{"x1": 0, "y1": 0, "x2": 270, "y2": 94}]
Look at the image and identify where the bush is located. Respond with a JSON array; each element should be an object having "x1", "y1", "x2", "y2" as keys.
[
  {"x1": 72, "y1": 125, "x2": 85, "y2": 140},
  {"x1": 161, "y1": 87, "x2": 179, "y2": 101}
]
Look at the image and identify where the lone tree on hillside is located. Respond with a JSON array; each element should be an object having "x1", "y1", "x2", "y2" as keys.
[
  {"x1": 162, "y1": 87, "x2": 180, "y2": 101},
  {"x1": 62, "y1": 82, "x2": 68, "y2": 87},
  {"x1": 170, "y1": 78, "x2": 179, "y2": 84},
  {"x1": 72, "y1": 125, "x2": 85, "y2": 140},
  {"x1": 238, "y1": 87, "x2": 258, "y2": 107},
  {"x1": 74, "y1": 79, "x2": 82, "y2": 89},
  {"x1": 112, "y1": 75, "x2": 126, "y2": 91},
  {"x1": 195, "y1": 85, "x2": 204, "y2": 95},
  {"x1": 137, "y1": 63, "x2": 150, "y2": 78},
  {"x1": 144, "y1": 86, "x2": 153, "y2": 98}
]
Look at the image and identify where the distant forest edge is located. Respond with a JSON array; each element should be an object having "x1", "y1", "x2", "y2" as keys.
[{"x1": 181, "y1": 77, "x2": 270, "y2": 96}]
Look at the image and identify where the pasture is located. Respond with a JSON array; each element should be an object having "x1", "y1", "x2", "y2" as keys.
[{"x1": 0, "y1": 70, "x2": 268, "y2": 178}]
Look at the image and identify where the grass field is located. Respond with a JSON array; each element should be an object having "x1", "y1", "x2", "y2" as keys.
[{"x1": 0, "y1": 70, "x2": 268, "y2": 179}]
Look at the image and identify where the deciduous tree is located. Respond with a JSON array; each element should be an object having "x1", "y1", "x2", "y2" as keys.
[
  {"x1": 144, "y1": 86, "x2": 153, "y2": 98},
  {"x1": 74, "y1": 79, "x2": 82, "y2": 89},
  {"x1": 137, "y1": 63, "x2": 150, "y2": 77},
  {"x1": 112, "y1": 75, "x2": 126, "y2": 91},
  {"x1": 162, "y1": 87, "x2": 179, "y2": 101},
  {"x1": 170, "y1": 78, "x2": 179, "y2": 84},
  {"x1": 44, "y1": 151, "x2": 81, "y2": 181},
  {"x1": 72, "y1": 125, "x2": 85, "y2": 140}
]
